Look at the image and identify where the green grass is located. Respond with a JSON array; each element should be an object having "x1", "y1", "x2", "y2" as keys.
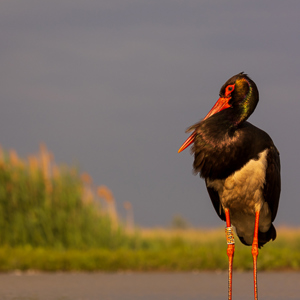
[
  {"x1": 0, "y1": 145, "x2": 299, "y2": 271},
  {"x1": 0, "y1": 146, "x2": 130, "y2": 250},
  {"x1": 0, "y1": 228, "x2": 299, "y2": 272}
]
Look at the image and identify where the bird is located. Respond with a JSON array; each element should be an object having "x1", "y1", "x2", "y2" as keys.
[{"x1": 178, "y1": 72, "x2": 280, "y2": 300}]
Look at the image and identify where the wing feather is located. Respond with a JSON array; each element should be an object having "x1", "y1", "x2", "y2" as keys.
[
  {"x1": 264, "y1": 146, "x2": 281, "y2": 222},
  {"x1": 206, "y1": 183, "x2": 226, "y2": 221}
]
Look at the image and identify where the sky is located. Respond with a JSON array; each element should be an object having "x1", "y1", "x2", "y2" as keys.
[{"x1": 1, "y1": 1, "x2": 299, "y2": 227}]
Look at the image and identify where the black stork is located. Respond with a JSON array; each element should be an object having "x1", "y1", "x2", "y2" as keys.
[{"x1": 178, "y1": 72, "x2": 280, "y2": 300}]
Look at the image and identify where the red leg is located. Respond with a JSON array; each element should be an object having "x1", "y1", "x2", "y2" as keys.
[
  {"x1": 225, "y1": 208, "x2": 235, "y2": 300},
  {"x1": 252, "y1": 211, "x2": 260, "y2": 300}
]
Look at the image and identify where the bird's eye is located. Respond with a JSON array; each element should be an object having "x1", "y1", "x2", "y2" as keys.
[{"x1": 225, "y1": 84, "x2": 235, "y2": 96}]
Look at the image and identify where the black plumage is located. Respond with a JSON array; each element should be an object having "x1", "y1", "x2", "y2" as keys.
[
  {"x1": 178, "y1": 72, "x2": 281, "y2": 300},
  {"x1": 179, "y1": 72, "x2": 280, "y2": 248}
]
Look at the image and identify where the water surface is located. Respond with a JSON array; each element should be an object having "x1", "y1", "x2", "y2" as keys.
[{"x1": 0, "y1": 271, "x2": 299, "y2": 300}]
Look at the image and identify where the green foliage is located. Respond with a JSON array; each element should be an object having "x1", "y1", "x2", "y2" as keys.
[
  {"x1": 0, "y1": 229, "x2": 299, "y2": 271},
  {"x1": 0, "y1": 146, "x2": 299, "y2": 271},
  {"x1": 0, "y1": 147, "x2": 128, "y2": 250}
]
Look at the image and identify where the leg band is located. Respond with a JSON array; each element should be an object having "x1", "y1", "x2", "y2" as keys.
[{"x1": 225, "y1": 226, "x2": 235, "y2": 245}]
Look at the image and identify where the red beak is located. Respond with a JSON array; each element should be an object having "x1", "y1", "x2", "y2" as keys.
[{"x1": 178, "y1": 96, "x2": 231, "y2": 153}]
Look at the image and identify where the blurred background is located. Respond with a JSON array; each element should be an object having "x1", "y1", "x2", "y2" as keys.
[{"x1": 1, "y1": 0, "x2": 299, "y2": 228}]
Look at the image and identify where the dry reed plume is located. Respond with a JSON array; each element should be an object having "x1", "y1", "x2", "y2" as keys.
[{"x1": 97, "y1": 185, "x2": 119, "y2": 228}]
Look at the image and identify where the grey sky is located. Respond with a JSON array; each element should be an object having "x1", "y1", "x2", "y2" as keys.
[{"x1": 1, "y1": 1, "x2": 299, "y2": 226}]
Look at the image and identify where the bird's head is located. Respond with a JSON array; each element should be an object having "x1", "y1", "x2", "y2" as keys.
[
  {"x1": 204, "y1": 72, "x2": 259, "y2": 122},
  {"x1": 178, "y1": 72, "x2": 259, "y2": 153}
]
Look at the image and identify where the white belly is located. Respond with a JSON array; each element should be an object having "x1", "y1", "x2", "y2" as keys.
[{"x1": 206, "y1": 149, "x2": 272, "y2": 244}]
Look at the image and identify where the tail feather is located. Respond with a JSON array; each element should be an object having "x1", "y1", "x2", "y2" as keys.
[
  {"x1": 258, "y1": 224, "x2": 277, "y2": 248},
  {"x1": 237, "y1": 224, "x2": 277, "y2": 249}
]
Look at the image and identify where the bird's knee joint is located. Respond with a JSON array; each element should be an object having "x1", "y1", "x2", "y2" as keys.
[{"x1": 251, "y1": 246, "x2": 259, "y2": 257}]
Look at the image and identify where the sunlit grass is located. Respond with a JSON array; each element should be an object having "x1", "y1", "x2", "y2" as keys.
[
  {"x1": 0, "y1": 144, "x2": 299, "y2": 271},
  {"x1": 137, "y1": 227, "x2": 225, "y2": 242},
  {"x1": 0, "y1": 227, "x2": 298, "y2": 272}
]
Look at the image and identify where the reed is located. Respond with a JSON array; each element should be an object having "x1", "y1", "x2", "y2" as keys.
[
  {"x1": 123, "y1": 201, "x2": 134, "y2": 233},
  {"x1": 0, "y1": 144, "x2": 126, "y2": 249},
  {"x1": 0, "y1": 227, "x2": 298, "y2": 271},
  {"x1": 0, "y1": 144, "x2": 299, "y2": 271},
  {"x1": 97, "y1": 185, "x2": 119, "y2": 228}
]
